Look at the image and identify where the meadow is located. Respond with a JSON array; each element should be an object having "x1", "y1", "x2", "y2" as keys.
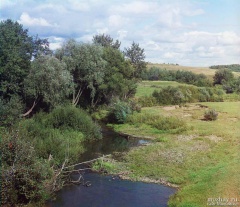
[
  {"x1": 110, "y1": 78, "x2": 240, "y2": 206},
  {"x1": 135, "y1": 81, "x2": 192, "y2": 98},
  {"x1": 147, "y1": 63, "x2": 240, "y2": 79},
  {"x1": 112, "y1": 102, "x2": 239, "y2": 206}
]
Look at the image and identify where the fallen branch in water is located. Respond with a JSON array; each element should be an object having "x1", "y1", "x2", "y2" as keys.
[{"x1": 64, "y1": 155, "x2": 111, "y2": 169}]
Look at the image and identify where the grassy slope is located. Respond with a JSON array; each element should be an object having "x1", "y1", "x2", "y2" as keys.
[
  {"x1": 135, "y1": 81, "x2": 196, "y2": 98},
  {"x1": 148, "y1": 63, "x2": 240, "y2": 78},
  {"x1": 113, "y1": 102, "x2": 240, "y2": 207}
]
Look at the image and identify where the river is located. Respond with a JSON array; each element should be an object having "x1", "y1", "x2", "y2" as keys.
[{"x1": 46, "y1": 125, "x2": 177, "y2": 207}]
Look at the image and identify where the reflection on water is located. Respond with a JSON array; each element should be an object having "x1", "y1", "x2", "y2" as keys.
[
  {"x1": 79, "y1": 125, "x2": 150, "y2": 162},
  {"x1": 46, "y1": 173, "x2": 176, "y2": 207}
]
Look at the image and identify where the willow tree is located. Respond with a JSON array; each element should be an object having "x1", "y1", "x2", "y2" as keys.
[
  {"x1": 55, "y1": 39, "x2": 106, "y2": 107},
  {"x1": 23, "y1": 55, "x2": 72, "y2": 116}
]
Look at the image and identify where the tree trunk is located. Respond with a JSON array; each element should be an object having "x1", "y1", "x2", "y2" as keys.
[{"x1": 21, "y1": 99, "x2": 38, "y2": 117}]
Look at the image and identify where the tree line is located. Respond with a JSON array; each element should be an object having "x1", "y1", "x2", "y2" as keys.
[
  {"x1": 210, "y1": 64, "x2": 240, "y2": 72},
  {"x1": 0, "y1": 19, "x2": 147, "y2": 126}
]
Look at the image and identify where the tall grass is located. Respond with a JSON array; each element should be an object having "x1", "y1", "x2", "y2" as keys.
[
  {"x1": 19, "y1": 105, "x2": 102, "y2": 164},
  {"x1": 127, "y1": 112, "x2": 187, "y2": 132}
]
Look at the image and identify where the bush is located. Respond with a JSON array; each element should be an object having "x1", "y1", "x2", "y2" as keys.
[
  {"x1": 19, "y1": 106, "x2": 102, "y2": 164},
  {"x1": 137, "y1": 96, "x2": 157, "y2": 107},
  {"x1": 152, "y1": 86, "x2": 186, "y2": 105},
  {"x1": 46, "y1": 105, "x2": 102, "y2": 140},
  {"x1": 1, "y1": 131, "x2": 52, "y2": 206},
  {"x1": 19, "y1": 119, "x2": 85, "y2": 164},
  {"x1": 107, "y1": 101, "x2": 132, "y2": 124},
  {"x1": 204, "y1": 109, "x2": 218, "y2": 121},
  {"x1": 151, "y1": 85, "x2": 224, "y2": 105},
  {"x1": 0, "y1": 95, "x2": 24, "y2": 127}
]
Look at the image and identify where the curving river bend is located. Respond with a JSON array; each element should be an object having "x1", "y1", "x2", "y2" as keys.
[{"x1": 46, "y1": 125, "x2": 176, "y2": 207}]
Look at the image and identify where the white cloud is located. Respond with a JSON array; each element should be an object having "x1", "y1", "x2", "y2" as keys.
[
  {"x1": 18, "y1": 12, "x2": 53, "y2": 27},
  {"x1": 1, "y1": 0, "x2": 239, "y2": 66},
  {"x1": 67, "y1": 0, "x2": 90, "y2": 12},
  {"x1": 0, "y1": 0, "x2": 16, "y2": 9}
]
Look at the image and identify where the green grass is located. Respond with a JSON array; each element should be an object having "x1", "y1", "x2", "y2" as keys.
[
  {"x1": 135, "y1": 81, "x2": 191, "y2": 97},
  {"x1": 112, "y1": 102, "x2": 240, "y2": 207}
]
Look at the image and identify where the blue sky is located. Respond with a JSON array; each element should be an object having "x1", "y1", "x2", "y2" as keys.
[{"x1": 1, "y1": 0, "x2": 239, "y2": 66}]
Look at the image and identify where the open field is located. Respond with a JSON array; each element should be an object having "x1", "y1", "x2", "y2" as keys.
[
  {"x1": 112, "y1": 102, "x2": 240, "y2": 206},
  {"x1": 135, "y1": 81, "x2": 196, "y2": 98},
  {"x1": 147, "y1": 63, "x2": 240, "y2": 78}
]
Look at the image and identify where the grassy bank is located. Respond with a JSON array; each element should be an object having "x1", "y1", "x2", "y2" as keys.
[
  {"x1": 110, "y1": 101, "x2": 240, "y2": 206},
  {"x1": 135, "y1": 81, "x2": 193, "y2": 98}
]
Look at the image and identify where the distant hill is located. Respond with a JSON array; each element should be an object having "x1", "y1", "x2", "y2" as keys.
[
  {"x1": 209, "y1": 64, "x2": 240, "y2": 72},
  {"x1": 147, "y1": 63, "x2": 240, "y2": 78},
  {"x1": 147, "y1": 63, "x2": 216, "y2": 78}
]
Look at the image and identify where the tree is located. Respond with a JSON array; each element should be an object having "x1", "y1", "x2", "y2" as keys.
[
  {"x1": 124, "y1": 41, "x2": 147, "y2": 79},
  {"x1": 213, "y1": 69, "x2": 234, "y2": 85},
  {"x1": 98, "y1": 47, "x2": 137, "y2": 102},
  {"x1": 55, "y1": 39, "x2": 106, "y2": 107},
  {"x1": 23, "y1": 55, "x2": 72, "y2": 116},
  {"x1": 93, "y1": 34, "x2": 121, "y2": 49},
  {"x1": 0, "y1": 19, "x2": 51, "y2": 99}
]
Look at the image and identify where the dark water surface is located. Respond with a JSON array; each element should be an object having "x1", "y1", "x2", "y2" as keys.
[
  {"x1": 46, "y1": 126, "x2": 176, "y2": 207},
  {"x1": 47, "y1": 173, "x2": 176, "y2": 207}
]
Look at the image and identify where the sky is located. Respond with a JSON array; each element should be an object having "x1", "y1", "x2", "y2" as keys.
[{"x1": 1, "y1": 0, "x2": 240, "y2": 66}]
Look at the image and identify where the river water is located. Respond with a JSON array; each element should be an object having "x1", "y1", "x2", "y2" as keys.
[{"x1": 46, "y1": 125, "x2": 176, "y2": 207}]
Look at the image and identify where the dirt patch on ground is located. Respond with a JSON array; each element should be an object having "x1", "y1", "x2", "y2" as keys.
[
  {"x1": 204, "y1": 135, "x2": 222, "y2": 143},
  {"x1": 162, "y1": 106, "x2": 178, "y2": 111},
  {"x1": 227, "y1": 117, "x2": 238, "y2": 122},
  {"x1": 177, "y1": 134, "x2": 198, "y2": 141}
]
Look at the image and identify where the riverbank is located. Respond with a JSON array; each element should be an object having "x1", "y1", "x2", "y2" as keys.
[{"x1": 108, "y1": 102, "x2": 240, "y2": 207}]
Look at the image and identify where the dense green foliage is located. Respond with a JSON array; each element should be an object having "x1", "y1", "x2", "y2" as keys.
[
  {"x1": 213, "y1": 69, "x2": 240, "y2": 94},
  {"x1": 46, "y1": 105, "x2": 102, "y2": 140},
  {"x1": 1, "y1": 130, "x2": 52, "y2": 205},
  {"x1": 24, "y1": 55, "x2": 73, "y2": 110},
  {"x1": 19, "y1": 106, "x2": 101, "y2": 163},
  {"x1": 0, "y1": 95, "x2": 24, "y2": 127},
  {"x1": 213, "y1": 68, "x2": 234, "y2": 85},
  {"x1": 210, "y1": 64, "x2": 240, "y2": 72},
  {"x1": 98, "y1": 47, "x2": 137, "y2": 102},
  {"x1": 55, "y1": 39, "x2": 106, "y2": 107},
  {"x1": 107, "y1": 101, "x2": 133, "y2": 124},
  {"x1": 151, "y1": 85, "x2": 223, "y2": 106},
  {"x1": 93, "y1": 34, "x2": 121, "y2": 49},
  {"x1": 143, "y1": 67, "x2": 212, "y2": 87},
  {"x1": 0, "y1": 19, "x2": 50, "y2": 99}
]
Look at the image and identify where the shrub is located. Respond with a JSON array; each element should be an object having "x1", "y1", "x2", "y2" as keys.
[
  {"x1": 1, "y1": 131, "x2": 52, "y2": 206},
  {"x1": 0, "y1": 95, "x2": 24, "y2": 127},
  {"x1": 19, "y1": 119, "x2": 85, "y2": 164},
  {"x1": 137, "y1": 96, "x2": 157, "y2": 107},
  {"x1": 19, "y1": 105, "x2": 102, "y2": 164},
  {"x1": 204, "y1": 109, "x2": 218, "y2": 121},
  {"x1": 152, "y1": 86, "x2": 186, "y2": 105},
  {"x1": 107, "y1": 101, "x2": 132, "y2": 124},
  {"x1": 46, "y1": 105, "x2": 102, "y2": 140}
]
